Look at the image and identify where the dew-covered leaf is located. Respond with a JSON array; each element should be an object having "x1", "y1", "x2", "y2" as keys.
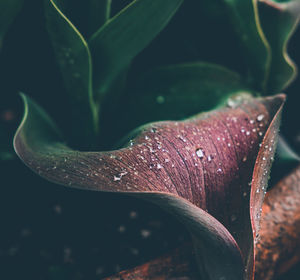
[
  {"x1": 258, "y1": 0, "x2": 300, "y2": 93},
  {"x1": 255, "y1": 164, "x2": 300, "y2": 280},
  {"x1": 45, "y1": 0, "x2": 98, "y2": 147},
  {"x1": 0, "y1": 0, "x2": 23, "y2": 50},
  {"x1": 14, "y1": 93, "x2": 285, "y2": 279},
  {"x1": 114, "y1": 63, "x2": 254, "y2": 136},
  {"x1": 88, "y1": 0, "x2": 184, "y2": 100},
  {"x1": 248, "y1": 95, "x2": 285, "y2": 279}
]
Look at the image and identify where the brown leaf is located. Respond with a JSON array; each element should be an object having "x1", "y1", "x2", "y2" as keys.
[{"x1": 14, "y1": 93, "x2": 285, "y2": 279}]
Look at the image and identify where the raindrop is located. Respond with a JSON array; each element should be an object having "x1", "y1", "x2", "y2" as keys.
[
  {"x1": 196, "y1": 148, "x2": 204, "y2": 158},
  {"x1": 114, "y1": 175, "x2": 121, "y2": 181},
  {"x1": 227, "y1": 99, "x2": 236, "y2": 108},
  {"x1": 217, "y1": 168, "x2": 222, "y2": 173},
  {"x1": 157, "y1": 163, "x2": 162, "y2": 170},
  {"x1": 257, "y1": 114, "x2": 265, "y2": 122}
]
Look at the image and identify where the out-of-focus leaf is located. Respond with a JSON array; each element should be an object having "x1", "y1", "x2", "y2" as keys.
[
  {"x1": 219, "y1": 0, "x2": 271, "y2": 92},
  {"x1": 47, "y1": 0, "x2": 111, "y2": 38},
  {"x1": 89, "y1": 0, "x2": 184, "y2": 101},
  {"x1": 87, "y1": 0, "x2": 111, "y2": 36},
  {"x1": 270, "y1": 136, "x2": 300, "y2": 186},
  {"x1": 258, "y1": 0, "x2": 300, "y2": 93},
  {"x1": 277, "y1": 135, "x2": 300, "y2": 163},
  {"x1": 14, "y1": 93, "x2": 285, "y2": 279},
  {"x1": 45, "y1": 0, "x2": 98, "y2": 148},
  {"x1": 116, "y1": 63, "x2": 255, "y2": 135},
  {"x1": 0, "y1": 0, "x2": 23, "y2": 49}
]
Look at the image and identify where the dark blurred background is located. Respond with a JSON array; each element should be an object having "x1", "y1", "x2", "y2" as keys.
[{"x1": 0, "y1": 0, "x2": 300, "y2": 279}]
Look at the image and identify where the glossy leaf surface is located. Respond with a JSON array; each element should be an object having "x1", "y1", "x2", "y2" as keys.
[{"x1": 14, "y1": 93, "x2": 284, "y2": 279}]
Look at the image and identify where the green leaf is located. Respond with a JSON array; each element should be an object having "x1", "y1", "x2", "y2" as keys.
[
  {"x1": 103, "y1": 63, "x2": 255, "y2": 146},
  {"x1": 119, "y1": 63, "x2": 254, "y2": 131},
  {"x1": 258, "y1": 0, "x2": 300, "y2": 92},
  {"x1": 220, "y1": 0, "x2": 271, "y2": 92},
  {"x1": 46, "y1": 0, "x2": 111, "y2": 38},
  {"x1": 89, "y1": 0, "x2": 184, "y2": 101},
  {"x1": 270, "y1": 135, "x2": 300, "y2": 186},
  {"x1": 45, "y1": 0, "x2": 98, "y2": 148},
  {"x1": 87, "y1": 0, "x2": 111, "y2": 37},
  {"x1": 0, "y1": 0, "x2": 23, "y2": 49},
  {"x1": 277, "y1": 135, "x2": 300, "y2": 163}
]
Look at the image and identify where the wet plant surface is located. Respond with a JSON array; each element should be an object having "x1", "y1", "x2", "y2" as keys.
[{"x1": 1, "y1": 1, "x2": 300, "y2": 280}]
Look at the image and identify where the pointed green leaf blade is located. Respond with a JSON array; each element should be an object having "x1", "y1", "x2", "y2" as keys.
[
  {"x1": 220, "y1": 0, "x2": 271, "y2": 92},
  {"x1": 45, "y1": 0, "x2": 98, "y2": 147},
  {"x1": 89, "y1": 0, "x2": 184, "y2": 100},
  {"x1": 258, "y1": 0, "x2": 300, "y2": 92},
  {"x1": 87, "y1": 0, "x2": 111, "y2": 37}
]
